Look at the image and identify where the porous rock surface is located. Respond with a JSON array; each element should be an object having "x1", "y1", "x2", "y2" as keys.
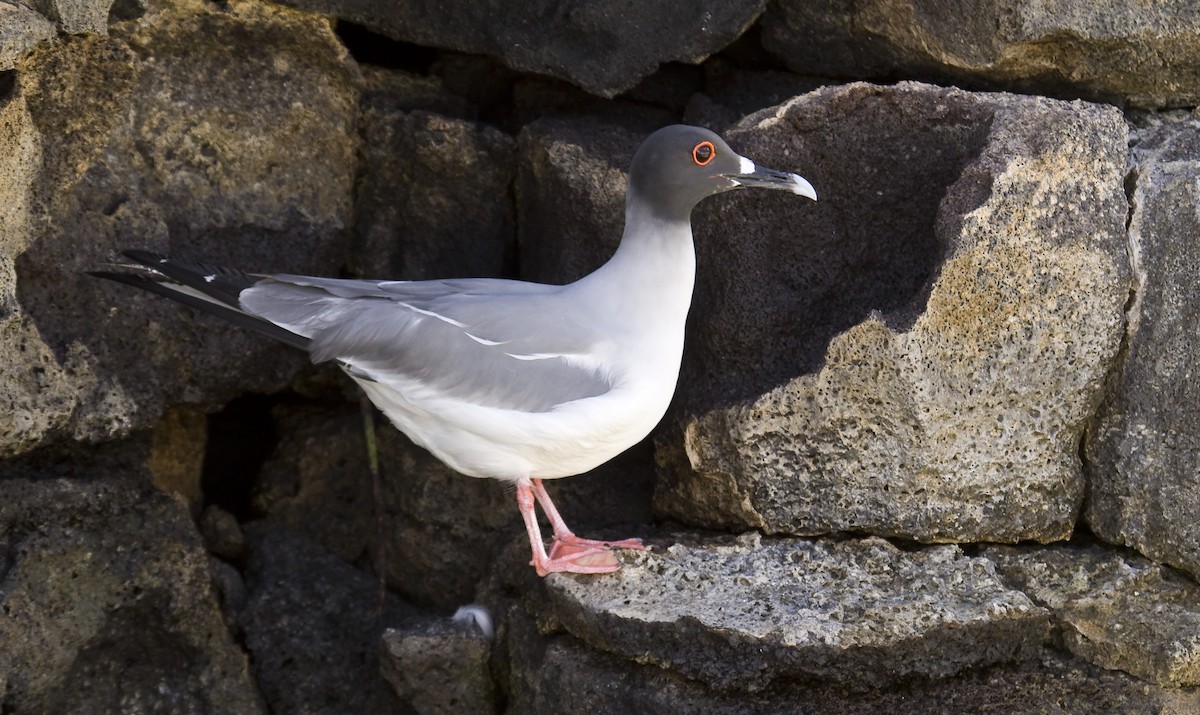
[
  {"x1": 0, "y1": 2, "x2": 54, "y2": 70},
  {"x1": 986, "y1": 542, "x2": 1200, "y2": 687},
  {"x1": 0, "y1": 478, "x2": 264, "y2": 714},
  {"x1": 762, "y1": 0, "x2": 1200, "y2": 109},
  {"x1": 379, "y1": 620, "x2": 498, "y2": 715},
  {"x1": 504, "y1": 623, "x2": 1200, "y2": 715},
  {"x1": 655, "y1": 82, "x2": 1130, "y2": 543},
  {"x1": 1085, "y1": 113, "x2": 1200, "y2": 583},
  {"x1": 541, "y1": 534, "x2": 1049, "y2": 691},
  {"x1": 5, "y1": 0, "x2": 359, "y2": 456}
]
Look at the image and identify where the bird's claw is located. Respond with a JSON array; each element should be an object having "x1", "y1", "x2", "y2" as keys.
[
  {"x1": 551, "y1": 534, "x2": 649, "y2": 557},
  {"x1": 532, "y1": 547, "x2": 621, "y2": 576}
]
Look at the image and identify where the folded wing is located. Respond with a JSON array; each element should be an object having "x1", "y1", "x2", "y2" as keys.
[{"x1": 240, "y1": 275, "x2": 615, "y2": 413}]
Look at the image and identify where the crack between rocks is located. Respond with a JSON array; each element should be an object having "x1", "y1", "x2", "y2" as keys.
[{"x1": 1075, "y1": 161, "x2": 1143, "y2": 528}]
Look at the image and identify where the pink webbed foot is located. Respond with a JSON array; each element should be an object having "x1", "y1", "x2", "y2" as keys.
[
  {"x1": 548, "y1": 534, "x2": 648, "y2": 562},
  {"x1": 518, "y1": 479, "x2": 649, "y2": 577},
  {"x1": 530, "y1": 547, "x2": 621, "y2": 577}
]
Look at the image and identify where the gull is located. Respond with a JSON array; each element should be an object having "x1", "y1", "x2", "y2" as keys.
[{"x1": 93, "y1": 125, "x2": 816, "y2": 576}]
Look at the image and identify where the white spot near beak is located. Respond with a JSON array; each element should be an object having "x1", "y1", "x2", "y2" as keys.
[{"x1": 738, "y1": 155, "x2": 755, "y2": 174}]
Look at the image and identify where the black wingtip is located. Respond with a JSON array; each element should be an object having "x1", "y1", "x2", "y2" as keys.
[
  {"x1": 90, "y1": 261, "x2": 312, "y2": 352},
  {"x1": 120, "y1": 249, "x2": 169, "y2": 267},
  {"x1": 88, "y1": 269, "x2": 154, "y2": 287}
]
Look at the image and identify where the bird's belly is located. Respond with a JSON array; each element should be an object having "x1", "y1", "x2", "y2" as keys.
[{"x1": 355, "y1": 373, "x2": 675, "y2": 481}]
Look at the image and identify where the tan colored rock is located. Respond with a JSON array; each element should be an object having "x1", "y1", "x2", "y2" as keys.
[
  {"x1": 0, "y1": 83, "x2": 70, "y2": 457},
  {"x1": 5, "y1": 0, "x2": 359, "y2": 456},
  {"x1": 0, "y1": 2, "x2": 55, "y2": 69},
  {"x1": 656, "y1": 83, "x2": 1130, "y2": 543},
  {"x1": 763, "y1": 0, "x2": 1200, "y2": 109},
  {"x1": 145, "y1": 403, "x2": 207, "y2": 510},
  {"x1": 29, "y1": 0, "x2": 118, "y2": 35}
]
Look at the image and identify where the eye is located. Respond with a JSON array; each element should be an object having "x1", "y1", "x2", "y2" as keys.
[{"x1": 692, "y1": 141, "x2": 715, "y2": 166}]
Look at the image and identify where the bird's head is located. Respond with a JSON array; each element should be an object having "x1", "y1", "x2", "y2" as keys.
[{"x1": 627, "y1": 125, "x2": 816, "y2": 220}]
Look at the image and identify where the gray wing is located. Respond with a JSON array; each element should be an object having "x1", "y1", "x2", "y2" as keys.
[{"x1": 239, "y1": 275, "x2": 613, "y2": 413}]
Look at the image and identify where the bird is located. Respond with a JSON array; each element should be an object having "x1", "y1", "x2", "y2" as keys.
[{"x1": 93, "y1": 125, "x2": 816, "y2": 576}]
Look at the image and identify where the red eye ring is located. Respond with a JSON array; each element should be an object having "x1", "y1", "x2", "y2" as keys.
[{"x1": 692, "y1": 141, "x2": 716, "y2": 166}]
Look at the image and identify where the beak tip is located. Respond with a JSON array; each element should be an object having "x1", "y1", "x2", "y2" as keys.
[{"x1": 792, "y1": 175, "x2": 817, "y2": 201}]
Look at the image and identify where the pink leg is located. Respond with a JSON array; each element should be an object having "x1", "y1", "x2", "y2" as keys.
[
  {"x1": 516, "y1": 481, "x2": 620, "y2": 576},
  {"x1": 530, "y1": 479, "x2": 648, "y2": 560}
]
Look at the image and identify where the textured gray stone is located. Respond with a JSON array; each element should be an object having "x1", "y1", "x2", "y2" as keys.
[
  {"x1": 542, "y1": 534, "x2": 1049, "y2": 692},
  {"x1": 515, "y1": 118, "x2": 642, "y2": 285},
  {"x1": 655, "y1": 82, "x2": 1130, "y2": 543},
  {"x1": 29, "y1": 0, "x2": 117, "y2": 34},
  {"x1": 1085, "y1": 113, "x2": 1200, "y2": 583},
  {"x1": 0, "y1": 2, "x2": 55, "y2": 70},
  {"x1": 986, "y1": 542, "x2": 1200, "y2": 687},
  {"x1": 352, "y1": 104, "x2": 515, "y2": 281},
  {"x1": 239, "y1": 523, "x2": 418, "y2": 715},
  {"x1": 380, "y1": 622, "x2": 497, "y2": 715},
  {"x1": 0, "y1": 478, "x2": 264, "y2": 714},
  {"x1": 762, "y1": 0, "x2": 1200, "y2": 109},
  {"x1": 508, "y1": 627, "x2": 1200, "y2": 715},
  {"x1": 274, "y1": 0, "x2": 765, "y2": 98},
  {"x1": 6, "y1": 0, "x2": 359, "y2": 456},
  {"x1": 0, "y1": 61, "x2": 61, "y2": 457}
]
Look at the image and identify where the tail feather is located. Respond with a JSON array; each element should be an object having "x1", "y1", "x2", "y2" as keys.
[
  {"x1": 118, "y1": 250, "x2": 260, "y2": 308},
  {"x1": 91, "y1": 251, "x2": 313, "y2": 352}
]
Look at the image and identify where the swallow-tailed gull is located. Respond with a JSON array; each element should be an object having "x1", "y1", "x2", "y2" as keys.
[{"x1": 93, "y1": 124, "x2": 816, "y2": 576}]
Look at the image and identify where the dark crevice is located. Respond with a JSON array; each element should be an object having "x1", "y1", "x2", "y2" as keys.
[
  {"x1": 336, "y1": 21, "x2": 439, "y2": 73},
  {"x1": 202, "y1": 394, "x2": 280, "y2": 521},
  {"x1": 1076, "y1": 164, "x2": 1140, "y2": 515},
  {"x1": 0, "y1": 70, "x2": 15, "y2": 109},
  {"x1": 107, "y1": 0, "x2": 147, "y2": 23},
  {"x1": 102, "y1": 194, "x2": 128, "y2": 217}
]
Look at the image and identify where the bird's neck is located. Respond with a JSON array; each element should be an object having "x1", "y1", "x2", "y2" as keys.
[{"x1": 579, "y1": 198, "x2": 697, "y2": 327}]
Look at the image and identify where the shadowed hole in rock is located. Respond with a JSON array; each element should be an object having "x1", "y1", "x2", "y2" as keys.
[
  {"x1": 202, "y1": 393, "x2": 280, "y2": 520},
  {"x1": 681, "y1": 95, "x2": 996, "y2": 407},
  {"x1": 0, "y1": 70, "x2": 15, "y2": 108},
  {"x1": 336, "y1": 21, "x2": 439, "y2": 73},
  {"x1": 108, "y1": 0, "x2": 146, "y2": 23},
  {"x1": 102, "y1": 194, "x2": 129, "y2": 217}
]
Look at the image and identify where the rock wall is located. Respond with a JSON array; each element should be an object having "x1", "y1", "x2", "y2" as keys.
[{"x1": 2, "y1": 0, "x2": 1200, "y2": 712}]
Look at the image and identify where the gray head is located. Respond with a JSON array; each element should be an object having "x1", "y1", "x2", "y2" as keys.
[{"x1": 627, "y1": 125, "x2": 816, "y2": 221}]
